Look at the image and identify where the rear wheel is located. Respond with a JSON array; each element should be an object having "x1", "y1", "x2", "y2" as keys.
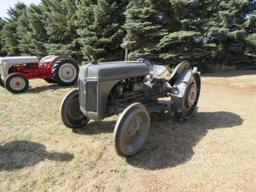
[
  {"x1": 114, "y1": 103, "x2": 150, "y2": 156},
  {"x1": 53, "y1": 58, "x2": 79, "y2": 86},
  {"x1": 171, "y1": 72, "x2": 201, "y2": 121},
  {"x1": 4, "y1": 73, "x2": 29, "y2": 93},
  {"x1": 61, "y1": 89, "x2": 89, "y2": 129}
]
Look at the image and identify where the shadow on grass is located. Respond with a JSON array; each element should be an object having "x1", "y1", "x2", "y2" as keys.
[
  {"x1": 126, "y1": 111, "x2": 243, "y2": 170},
  {"x1": 0, "y1": 140, "x2": 74, "y2": 171},
  {"x1": 25, "y1": 84, "x2": 76, "y2": 94},
  {"x1": 73, "y1": 121, "x2": 116, "y2": 135}
]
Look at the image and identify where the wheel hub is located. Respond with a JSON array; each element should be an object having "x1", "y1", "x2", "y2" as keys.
[
  {"x1": 188, "y1": 85, "x2": 197, "y2": 107},
  {"x1": 59, "y1": 63, "x2": 77, "y2": 83},
  {"x1": 127, "y1": 116, "x2": 142, "y2": 136},
  {"x1": 10, "y1": 77, "x2": 25, "y2": 91},
  {"x1": 15, "y1": 81, "x2": 21, "y2": 86},
  {"x1": 124, "y1": 114, "x2": 145, "y2": 145},
  {"x1": 185, "y1": 81, "x2": 197, "y2": 109},
  {"x1": 68, "y1": 99, "x2": 84, "y2": 121}
]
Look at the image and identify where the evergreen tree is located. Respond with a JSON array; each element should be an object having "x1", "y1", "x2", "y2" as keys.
[
  {"x1": 1, "y1": 3, "x2": 27, "y2": 55},
  {"x1": 25, "y1": 4, "x2": 48, "y2": 56},
  {"x1": 77, "y1": 0, "x2": 128, "y2": 61},
  {"x1": 0, "y1": 0, "x2": 254, "y2": 68},
  {"x1": 0, "y1": 18, "x2": 6, "y2": 55},
  {"x1": 41, "y1": 0, "x2": 79, "y2": 58},
  {"x1": 76, "y1": 0, "x2": 96, "y2": 61},
  {"x1": 17, "y1": 8, "x2": 31, "y2": 55},
  {"x1": 124, "y1": 0, "x2": 171, "y2": 61},
  {"x1": 157, "y1": 1, "x2": 211, "y2": 65},
  {"x1": 206, "y1": 0, "x2": 256, "y2": 66}
]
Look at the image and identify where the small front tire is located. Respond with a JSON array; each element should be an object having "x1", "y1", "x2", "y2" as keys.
[
  {"x1": 114, "y1": 103, "x2": 151, "y2": 157},
  {"x1": 4, "y1": 73, "x2": 29, "y2": 93},
  {"x1": 61, "y1": 89, "x2": 89, "y2": 129}
]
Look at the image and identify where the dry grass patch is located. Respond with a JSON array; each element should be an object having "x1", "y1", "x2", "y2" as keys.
[{"x1": 0, "y1": 70, "x2": 256, "y2": 192}]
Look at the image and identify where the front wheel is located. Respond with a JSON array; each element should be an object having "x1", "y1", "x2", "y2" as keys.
[
  {"x1": 114, "y1": 103, "x2": 151, "y2": 156},
  {"x1": 61, "y1": 89, "x2": 89, "y2": 129},
  {"x1": 4, "y1": 73, "x2": 29, "y2": 93}
]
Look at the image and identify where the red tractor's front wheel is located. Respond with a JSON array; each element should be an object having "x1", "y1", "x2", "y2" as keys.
[
  {"x1": 4, "y1": 73, "x2": 29, "y2": 93},
  {"x1": 52, "y1": 58, "x2": 79, "y2": 86}
]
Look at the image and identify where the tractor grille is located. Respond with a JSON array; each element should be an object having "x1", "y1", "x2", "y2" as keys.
[
  {"x1": 86, "y1": 82, "x2": 98, "y2": 112},
  {"x1": 79, "y1": 80, "x2": 86, "y2": 111}
]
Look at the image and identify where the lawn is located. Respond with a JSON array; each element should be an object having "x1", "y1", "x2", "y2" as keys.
[{"x1": 0, "y1": 70, "x2": 256, "y2": 192}]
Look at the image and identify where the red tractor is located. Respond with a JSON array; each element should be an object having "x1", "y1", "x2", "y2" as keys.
[{"x1": 0, "y1": 55, "x2": 79, "y2": 93}]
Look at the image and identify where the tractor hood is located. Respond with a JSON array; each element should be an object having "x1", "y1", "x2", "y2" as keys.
[
  {"x1": 0, "y1": 56, "x2": 39, "y2": 65},
  {"x1": 79, "y1": 61, "x2": 150, "y2": 81}
]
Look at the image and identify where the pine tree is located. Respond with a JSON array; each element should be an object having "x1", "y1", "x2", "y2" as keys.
[
  {"x1": 0, "y1": 18, "x2": 6, "y2": 55},
  {"x1": 1, "y1": 3, "x2": 27, "y2": 55},
  {"x1": 157, "y1": 0, "x2": 210, "y2": 65},
  {"x1": 125, "y1": 0, "x2": 213, "y2": 65},
  {"x1": 17, "y1": 8, "x2": 31, "y2": 55},
  {"x1": 244, "y1": 1, "x2": 256, "y2": 55},
  {"x1": 205, "y1": 0, "x2": 256, "y2": 66},
  {"x1": 25, "y1": 4, "x2": 48, "y2": 56},
  {"x1": 125, "y1": 0, "x2": 255, "y2": 67},
  {"x1": 41, "y1": 0, "x2": 79, "y2": 58},
  {"x1": 75, "y1": 0, "x2": 96, "y2": 61},
  {"x1": 77, "y1": 0, "x2": 128, "y2": 62},
  {"x1": 124, "y1": 0, "x2": 171, "y2": 61}
]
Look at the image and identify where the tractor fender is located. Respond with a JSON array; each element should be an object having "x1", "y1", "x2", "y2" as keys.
[
  {"x1": 171, "y1": 67, "x2": 201, "y2": 121},
  {"x1": 40, "y1": 55, "x2": 78, "y2": 66},
  {"x1": 172, "y1": 67, "x2": 200, "y2": 98},
  {"x1": 168, "y1": 60, "x2": 191, "y2": 81},
  {"x1": 40, "y1": 55, "x2": 58, "y2": 64},
  {"x1": 52, "y1": 56, "x2": 78, "y2": 66}
]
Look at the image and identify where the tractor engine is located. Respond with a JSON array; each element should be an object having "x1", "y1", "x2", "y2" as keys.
[{"x1": 108, "y1": 74, "x2": 170, "y2": 108}]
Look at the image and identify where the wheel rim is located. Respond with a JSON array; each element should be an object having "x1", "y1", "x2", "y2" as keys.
[
  {"x1": 10, "y1": 77, "x2": 26, "y2": 91},
  {"x1": 183, "y1": 78, "x2": 200, "y2": 118},
  {"x1": 67, "y1": 94, "x2": 87, "y2": 124},
  {"x1": 185, "y1": 81, "x2": 197, "y2": 109},
  {"x1": 58, "y1": 63, "x2": 77, "y2": 83},
  {"x1": 119, "y1": 110, "x2": 150, "y2": 155}
]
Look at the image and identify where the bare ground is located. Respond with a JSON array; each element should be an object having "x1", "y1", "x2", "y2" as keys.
[{"x1": 0, "y1": 70, "x2": 256, "y2": 192}]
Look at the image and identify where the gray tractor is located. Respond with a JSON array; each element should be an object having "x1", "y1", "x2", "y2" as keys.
[{"x1": 61, "y1": 45, "x2": 201, "y2": 156}]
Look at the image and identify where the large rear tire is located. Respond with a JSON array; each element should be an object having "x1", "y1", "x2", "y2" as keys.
[
  {"x1": 53, "y1": 58, "x2": 79, "y2": 86},
  {"x1": 171, "y1": 71, "x2": 201, "y2": 121},
  {"x1": 61, "y1": 89, "x2": 89, "y2": 129},
  {"x1": 114, "y1": 103, "x2": 150, "y2": 157},
  {"x1": 4, "y1": 73, "x2": 29, "y2": 93}
]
